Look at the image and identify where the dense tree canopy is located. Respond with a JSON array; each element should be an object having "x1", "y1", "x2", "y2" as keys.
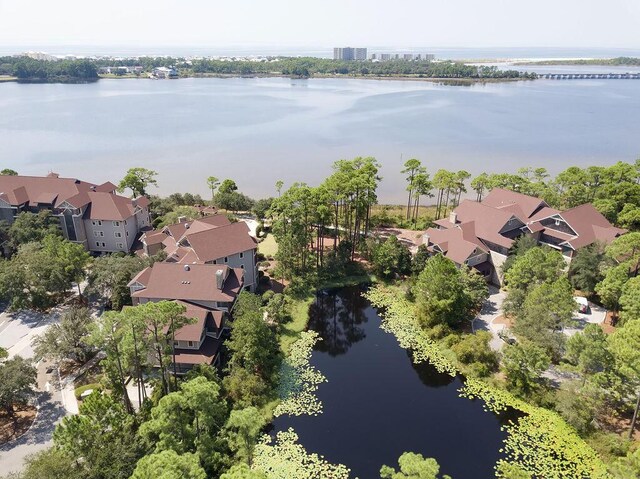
[
  {"x1": 86, "y1": 253, "x2": 151, "y2": 310},
  {"x1": 130, "y1": 450, "x2": 207, "y2": 479},
  {"x1": 32, "y1": 305, "x2": 94, "y2": 364},
  {"x1": 8, "y1": 211, "x2": 61, "y2": 250},
  {"x1": 0, "y1": 235, "x2": 90, "y2": 310},
  {"x1": 54, "y1": 392, "x2": 142, "y2": 479},
  {"x1": 413, "y1": 255, "x2": 488, "y2": 328},
  {"x1": 380, "y1": 452, "x2": 451, "y2": 479},
  {"x1": 0, "y1": 355, "x2": 36, "y2": 416}
]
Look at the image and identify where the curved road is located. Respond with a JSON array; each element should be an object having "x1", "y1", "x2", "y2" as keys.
[{"x1": 0, "y1": 363, "x2": 66, "y2": 474}]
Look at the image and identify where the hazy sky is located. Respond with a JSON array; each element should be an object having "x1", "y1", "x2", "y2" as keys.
[{"x1": 1, "y1": 0, "x2": 639, "y2": 49}]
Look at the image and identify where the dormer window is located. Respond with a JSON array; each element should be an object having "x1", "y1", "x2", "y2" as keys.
[{"x1": 555, "y1": 219, "x2": 560, "y2": 226}]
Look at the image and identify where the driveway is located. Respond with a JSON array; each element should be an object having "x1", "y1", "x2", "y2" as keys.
[
  {"x1": 472, "y1": 287, "x2": 507, "y2": 351},
  {"x1": 563, "y1": 301, "x2": 607, "y2": 337}
]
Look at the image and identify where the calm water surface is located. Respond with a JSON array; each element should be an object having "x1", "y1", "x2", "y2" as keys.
[
  {"x1": 1, "y1": 76, "x2": 639, "y2": 202},
  {"x1": 273, "y1": 286, "x2": 507, "y2": 479}
]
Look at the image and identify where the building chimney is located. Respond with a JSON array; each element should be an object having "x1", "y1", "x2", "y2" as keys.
[
  {"x1": 449, "y1": 211, "x2": 458, "y2": 224},
  {"x1": 215, "y1": 269, "x2": 224, "y2": 289},
  {"x1": 423, "y1": 233, "x2": 430, "y2": 245},
  {"x1": 178, "y1": 216, "x2": 187, "y2": 223},
  {"x1": 184, "y1": 265, "x2": 190, "y2": 272}
]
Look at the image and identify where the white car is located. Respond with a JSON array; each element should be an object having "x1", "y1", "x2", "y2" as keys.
[{"x1": 575, "y1": 296, "x2": 589, "y2": 314}]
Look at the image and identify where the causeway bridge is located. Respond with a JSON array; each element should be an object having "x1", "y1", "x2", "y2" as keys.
[{"x1": 536, "y1": 72, "x2": 640, "y2": 80}]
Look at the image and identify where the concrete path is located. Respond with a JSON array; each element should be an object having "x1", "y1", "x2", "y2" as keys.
[{"x1": 472, "y1": 287, "x2": 507, "y2": 351}]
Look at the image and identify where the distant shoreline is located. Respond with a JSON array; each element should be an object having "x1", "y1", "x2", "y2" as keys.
[{"x1": 0, "y1": 73, "x2": 527, "y2": 85}]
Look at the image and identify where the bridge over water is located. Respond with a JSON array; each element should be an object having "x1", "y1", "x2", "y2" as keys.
[{"x1": 534, "y1": 72, "x2": 640, "y2": 80}]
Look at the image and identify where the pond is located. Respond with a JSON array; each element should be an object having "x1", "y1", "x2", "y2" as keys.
[{"x1": 273, "y1": 286, "x2": 507, "y2": 479}]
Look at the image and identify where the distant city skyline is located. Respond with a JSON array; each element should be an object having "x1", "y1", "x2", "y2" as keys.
[{"x1": 1, "y1": 0, "x2": 639, "y2": 50}]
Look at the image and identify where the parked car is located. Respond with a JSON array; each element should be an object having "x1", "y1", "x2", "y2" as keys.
[
  {"x1": 498, "y1": 329, "x2": 517, "y2": 345},
  {"x1": 575, "y1": 296, "x2": 590, "y2": 314}
]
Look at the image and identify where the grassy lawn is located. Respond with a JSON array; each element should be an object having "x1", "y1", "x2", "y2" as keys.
[
  {"x1": 370, "y1": 204, "x2": 437, "y2": 220},
  {"x1": 258, "y1": 233, "x2": 278, "y2": 257},
  {"x1": 279, "y1": 295, "x2": 314, "y2": 354}
]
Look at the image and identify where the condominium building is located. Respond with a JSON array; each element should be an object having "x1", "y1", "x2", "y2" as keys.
[
  {"x1": 0, "y1": 172, "x2": 151, "y2": 253},
  {"x1": 333, "y1": 47, "x2": 367, "y2": 61}
]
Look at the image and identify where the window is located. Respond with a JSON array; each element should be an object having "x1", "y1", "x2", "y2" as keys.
[
  {"x1": 555, "y1": 219, "x2": 561, "y2": 226},
  {"x1": 188, "y1": 341, "x2": 194, "y2": 347},
  {"x1": 240, "y1": 265, "x2": 244, "y2": 269},
  {"x1": 96, "y1": 241, "x2": 100, "y2": 247},
  {"x1": 93, "y1": 231, "x2": 100, "y2": 237},
  {"x1": 115, "y1": 232, "x2": 122, "y2": 238},
  {"x1": 126, "y1": 231, "x2": 129, "y2": 237},
  {"x1": 92, "y1": 220, "x2": 102, "y2": 226},
  {"x1": 212, "y1": 260, "x2": 217, "y2": 264},
  {"x1": 224, "y1": 257, "x2": 228, "y2": 263},
  {"x1": 116, "y1": 242, "x2": 124, "y2": 249},
  {"x1": 113, "y1": 221, "x2": 120, "y2": 227},
  {"x1": 239, "y1": 252, "x2": 244, "y2": 259},
  {"x1": 101, "y1": 242, "x2": 106, "y2": 247},
  {"x1": 124, "y1": 220, "x2": 127, "y2": 225}
]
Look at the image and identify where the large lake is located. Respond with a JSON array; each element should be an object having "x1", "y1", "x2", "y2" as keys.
[
  {"x1": 273, "y1": 286, "x2": 508, "y2": 479},
  {"x1": 1, "y1": 76, "x2": 639, "y2": 203}
]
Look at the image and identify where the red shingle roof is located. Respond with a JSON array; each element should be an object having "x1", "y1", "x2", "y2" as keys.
[
  {"x1": 184, "y1": 222, "x2": 257, "y2": 263},
  {"x1": 449, "y1": 200, "x2": 521, "y2": 249},
  {"x1": 173, "y1": 301, "x2": 224, "y2": 341},
  {"x1": 130, "y1": 263, "x2": 244, "y2": 303},
  {"x1": 560, "y1": 204, "x2": 626, "y2": 249},
  {"x1": 482, "y1": 188, "x2": 548, "y2": 219},
  {"x1": 425, "y1": 222, "x2": 488, "y2": 265},
  {"x1": 173, "y1": 336, "x2": 222, "y2": 365},
  {"x1": 0, "y1": 174, "x2": 148, "y2": 221}
]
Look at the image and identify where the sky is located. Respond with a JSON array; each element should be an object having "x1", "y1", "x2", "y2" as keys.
[{"x1": 0, "y1": 0, "x2": 639, "y2": 51}]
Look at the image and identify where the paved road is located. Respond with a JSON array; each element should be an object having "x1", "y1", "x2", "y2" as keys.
[
  {"x1": 0, "y1": 308, "x2": 60, "y2": 359},
  {"x1": 0, "y1": 362, "x2": 66, "y2": 475},
  {"x1": 0, "y1": 307, "x2": 71, "y2": 473}
]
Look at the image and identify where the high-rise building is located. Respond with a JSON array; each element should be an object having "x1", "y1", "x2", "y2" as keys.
[
  {"x1": 333, "y1": 47, "x2": 366, "y2": 61},
  {"x1": 370, "y1": 52, "x2": 436, "y2": 62}
]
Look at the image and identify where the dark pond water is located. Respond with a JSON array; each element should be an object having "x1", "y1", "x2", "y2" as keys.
[{"x1": 273, "y1": 286, "x2": 507, "y2": 479}]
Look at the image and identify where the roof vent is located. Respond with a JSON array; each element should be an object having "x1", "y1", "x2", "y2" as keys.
[
  {"x1": 215, "y1": 269, "x2": 224, "y2": 290},
  {"x1": 185, "y1": 223, "x2": 190, "y2": 229},
  {"x1": 184, "y1": 265, "x2": 190, "y2": 272}
]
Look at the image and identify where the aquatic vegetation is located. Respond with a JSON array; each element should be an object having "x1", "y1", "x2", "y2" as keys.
[
  {"x1": 365, "y1": 284, "x2": 612, "y2": 479},
  {"x1": 274, "y1": 331, "x2": 327, "y2": 417},
  {"x1": 253, "y1": 428, "x2": 351, "y2": 479},
  {"x1": 364, "y1": 286, "x2": 458, "y2": 376}
]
